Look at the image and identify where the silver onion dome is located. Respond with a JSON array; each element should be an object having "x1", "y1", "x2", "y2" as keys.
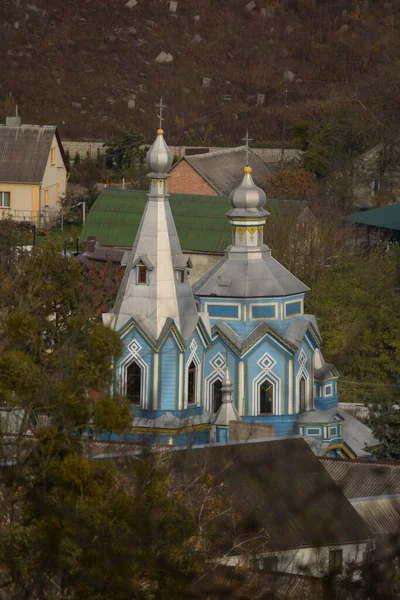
[
  {"x1": 229, "y1": 166, "x2": 266, "y2": 210},
  {"x1": 146, "y1": 128, "x2": 173, "y2": 174}
]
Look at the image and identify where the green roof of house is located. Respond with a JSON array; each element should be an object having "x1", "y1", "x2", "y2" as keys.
[
  {"x1": 344, "y1": 203, "x2": 400, "y2": 232},
  {"x1": 81, "y1": 189, "x2": 305, "y2": 253}
]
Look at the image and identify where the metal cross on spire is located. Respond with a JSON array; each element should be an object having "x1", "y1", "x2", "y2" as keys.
[
  {"x1": 241, "y1": 129, "x2": 253, "y2": 166},
  {"x1": 156, "y1": 96, "x2": 167, "y2": 129}
]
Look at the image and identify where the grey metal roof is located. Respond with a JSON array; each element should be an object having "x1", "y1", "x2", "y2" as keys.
[
  {"x1": 350, "y1": 497, "x2": 400, "y2": 536},
  {"x1": 193, "y1": 248, "x2": 310, "y2": 298},
  {"x1": 299, "y1": 408, "x2": 380, "y2": 458},
  {"x1": 177, "y1": 146, "x2": 273, "y2": 196},
  {"x1": 314, "y1": 363, "x2": 336, "y2": 380},
  {"x1": 169, "y1": 438, "x2": 372, "y2": 550},
  {"x1": 285, "y1": 317, "x2": 321, "y2": 348},
  {"x1": 320, "y1": 458, "x2": 400, "y2": 499},
  {"x1": 0, "y1": 124, "x2": 63, "y2": 183}
]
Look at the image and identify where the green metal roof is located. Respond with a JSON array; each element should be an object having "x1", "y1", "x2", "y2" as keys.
[
  {"x1": 81, "y1": 189, "x2": 305, "y2": 253},
  {"x1": 344, "y1": 203, "x2": 400, "y2": 232}
]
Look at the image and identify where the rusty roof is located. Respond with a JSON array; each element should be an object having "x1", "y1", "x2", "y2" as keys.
[
  {"x1": 320, "y1": 458, "x2": 400, "y2": 499},
  {"x1": 0, "y1": 124, "x2": 65, "y2": 183}
]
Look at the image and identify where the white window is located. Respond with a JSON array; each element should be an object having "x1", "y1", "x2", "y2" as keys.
[{"x1": 0, "y1": 191, "x2": 11, "y2": 208}]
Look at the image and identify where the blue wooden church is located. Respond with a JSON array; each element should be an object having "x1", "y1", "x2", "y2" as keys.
[{"x1": 102, "y1": 125, "x2": 377, "y2": 459}]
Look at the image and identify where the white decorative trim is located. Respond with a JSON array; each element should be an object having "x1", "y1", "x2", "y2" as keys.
[
  {"x1": 118, "y1": 339, "x2": 149, "y2": 409},
  {"x1": 184, "y1": 340, "x2": 201, "y2": 407},
  {"x1": 251, "y1": 352, "x2": 281, "y2": 416},
  {"x1": 296, "y1": 349, "x2": 309, "y2": 412},
  {"x1": 204, "y1": 352, "x2": 226, "y2": 412}
]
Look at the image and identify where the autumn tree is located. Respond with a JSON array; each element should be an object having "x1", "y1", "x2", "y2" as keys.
[{"x1": 264, "y1": 167, "x2": 317, "y2": 202}]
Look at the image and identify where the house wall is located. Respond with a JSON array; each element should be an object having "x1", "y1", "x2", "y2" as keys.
[
  {"x1": 41, "y1": 134, "x2": 67, "y2": 223},
  {"x1": 277, "y1": 542, "x2": 368, "y2": 578},
  {"x1": 0, "y1": 183, "x2": 38, "y2": 220},
  {"x1": 222, "y1": 542, "x2": 369, "y2": 578},
  {"x1": 168, "y1": 161, "x2": 218, "y2": 196}
]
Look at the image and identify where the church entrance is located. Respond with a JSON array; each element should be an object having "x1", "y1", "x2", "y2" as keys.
[
  {"x1": 259, "y1": 380, "x2": 273, "y2": 414},
  {"x1": 212, "y1": 380, "x2": 223, "y2": 413},
  {"x1": 299, "y1": 376, "x2": 306, "y2": 411},
  {"x1": 127, "y1": 361, "x2": 141, "y2": 405}
]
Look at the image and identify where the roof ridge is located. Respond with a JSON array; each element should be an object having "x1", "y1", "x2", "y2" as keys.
[{"x1": 186, "y1": 145, "x2": 247, "y2": 159}]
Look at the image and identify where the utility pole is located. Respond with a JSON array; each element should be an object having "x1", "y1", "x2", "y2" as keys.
[{"x1": 280, "y1": 88, "x2": 288, "y2": 171}]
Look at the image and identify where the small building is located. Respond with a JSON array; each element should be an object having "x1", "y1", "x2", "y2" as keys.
[
  {"x1": 0, "y1": 113, "x2": 67, "y2": 226},
  {"x1": 168, "y1": 146, "x2": 273, "y2": 196},
  {"x1": 343, "y1": 203, "x2": 400, "y2": 242},
  {"x1": 108, "y1": 438, "x2": 374, "y2": 578}
]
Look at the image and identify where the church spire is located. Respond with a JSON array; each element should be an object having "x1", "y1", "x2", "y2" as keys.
[
  {"x1": 103, "y1": 101, "x2": 199, "y2": 341},
  {"x1": 227, "y1": 133, "x2": 269, "y2": 255},
  {"x1": 213, "y1": 365, "x2": 241, "y2": 426}
]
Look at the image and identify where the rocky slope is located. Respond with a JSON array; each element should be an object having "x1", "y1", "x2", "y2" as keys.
[{"x1": 0, "y1": 0, "x2": 399, "y2": 145}]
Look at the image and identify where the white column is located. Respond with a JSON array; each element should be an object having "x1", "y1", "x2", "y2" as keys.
[
  {"x1": 238, "y1": 360, "x2": 245, "y2": 415},
  {"x1": 152, "y1": 353, "x2": 159, "y2": 410},
  {"x1": 288, "y1": 359, "x2": 294, "y2": 414},
  {"x1": 178, "y1": 353, "x2": 184, "y2": 409}
]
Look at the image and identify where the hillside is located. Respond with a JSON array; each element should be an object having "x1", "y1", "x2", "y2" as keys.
[{"x1": 1, "y1": 0, "x2": 400, "y2": 146}]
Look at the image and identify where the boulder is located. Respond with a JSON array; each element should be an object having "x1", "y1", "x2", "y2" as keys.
[{"x1": 155, "y1": 51, "x2": 173, "y2": 63}]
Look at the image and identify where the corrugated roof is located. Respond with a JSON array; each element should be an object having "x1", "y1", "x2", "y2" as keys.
[
  {"x1": 167, "y1": 438, "x2": 372, "y2": 550},
  {"x1": 320, "y1": 458, "x2": 400, "y2": 499},
  {"x1": 0, "y1": 124, "x2": 61, "y2": 183},
  {"x1": 81, "y1": 189, "x2": 305, "y2": 253},
  {"x1": 343, "y1": 203, "x2": 400, "y2": 232},
  {"x1": 175, "y1": 146, "x2": 273, "y2": 195},
  {"x1": 351, "y1": 497, "x2": 400, "y2": 536}
]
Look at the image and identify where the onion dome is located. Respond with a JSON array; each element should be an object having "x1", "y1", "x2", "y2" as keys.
[
  {"x1": 146, "y1": 128, "x2": 173, "y2": 174},
  {"x1": 229, "y1": 166, "x2": 266, "y2": 210}
]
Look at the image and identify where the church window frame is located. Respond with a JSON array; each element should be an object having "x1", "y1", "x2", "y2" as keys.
[
  {"x1": 126, "y1": 360, "x2": 142, "y2": 406},
  {"x1": 325, "y1": 385, "x2": 333, "y2": 397},
  {"x1": 137, "y1": 265, "x2": 147, "y2": 285},
  {"x1": 187, "y1": 361, "x2": 197, "y2": 405},
  {"x1": 259, "y1": 378, "x2": 274, "y2": 415},
  {"x1": 299, "y1": 376, "x2": 306, "y2": 411},
  {"x1": 212, "y1": 379, "x2": 223, "y2": 413},
  {"x1": 284, "y1": 298, "x2": 303, "y2": 318}
]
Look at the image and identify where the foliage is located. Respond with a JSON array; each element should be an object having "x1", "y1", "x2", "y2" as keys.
[
  {"x1": 307, "y1": 247, "x2": 400, "y2": 401},
  {"x1": 104, "y1": 132, "x2": 146, "y2": 172},
  {"x1": 368, "y1": 390, "x2": 400, "y2": 460},
  {"x1": 264, "y1": 167, "x2": 317, "y2": 201}
]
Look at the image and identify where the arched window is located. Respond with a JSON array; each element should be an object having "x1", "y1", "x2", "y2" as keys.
[
  {"x1": 188, "y1": 361, "x2": 197, "y2": 405},
  {"x1": 212, "y1": 379, "x2": 223, "y2": 413},
  {"x1": 127, "y1": 361, "x2": 141, "y2": 405},
  {"x1": 299, "y1": 376, "x2": 306, "y2": 411},
  {"x1": 259, "y1": 379, "x2": 273, "y2": 415}
]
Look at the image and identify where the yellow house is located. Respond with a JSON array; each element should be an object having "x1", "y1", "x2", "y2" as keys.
[{"x1": 0, "y1": 115, "x2": 68, "y2": 226}]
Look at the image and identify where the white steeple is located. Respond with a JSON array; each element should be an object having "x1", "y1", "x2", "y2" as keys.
[{"x1": 103, "y1": 111, "x2": 199, "y2": 341}]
